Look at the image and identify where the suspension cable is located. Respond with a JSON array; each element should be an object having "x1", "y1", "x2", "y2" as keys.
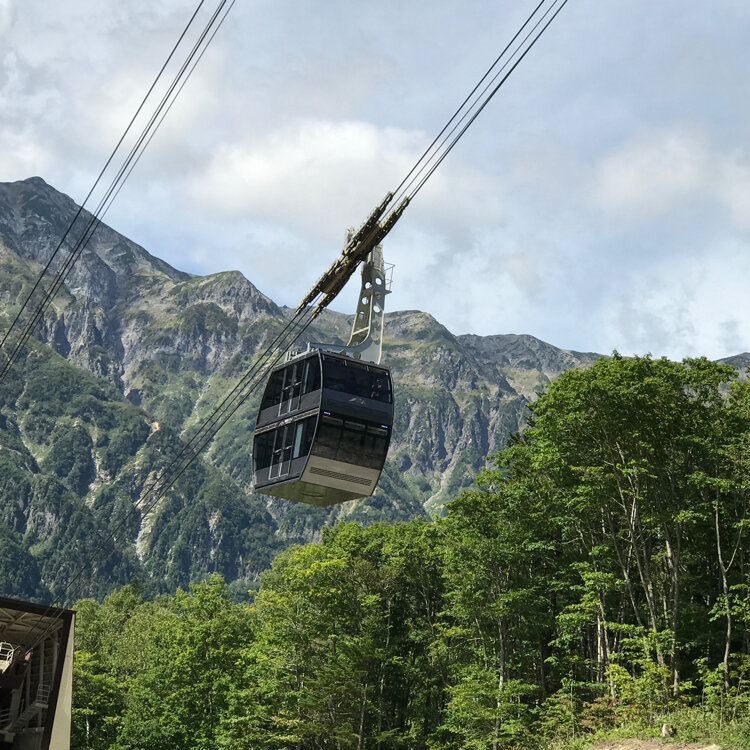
[
  {"x1": 28, "y1": 302, "x2": 318, "y2": 646},
  {"x1": 389, "y1": 0, "x2": 567, "y2": 216},
  {"x1": 0, "y1": 0, "x2": 232, "y2": 385},
  {"x1": 24, "y1": 0, "x2": 570, "y2": 644},
  {"x1": 0, "y1": 0, "x2": 208, "y2": 362},
  {"x1": 408, "y1": 0, "x2": 569, "y2": 203},
  {"x1": 390, "y1": 0, "x2": 547, "y2": 205}
]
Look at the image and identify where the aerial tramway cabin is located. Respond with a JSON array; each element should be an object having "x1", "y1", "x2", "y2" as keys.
[{"x1": 253, "y1": 348, "x2": 393, "y2": 506}]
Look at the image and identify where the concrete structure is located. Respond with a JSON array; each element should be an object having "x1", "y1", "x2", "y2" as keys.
[{"x1": 0, "y1": 598, "x2": 74, "y2": 750}]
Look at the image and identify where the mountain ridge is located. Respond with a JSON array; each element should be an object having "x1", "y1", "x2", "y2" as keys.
[{"x1": 1, "y1": 175, "x2": 718, "y2": 601}]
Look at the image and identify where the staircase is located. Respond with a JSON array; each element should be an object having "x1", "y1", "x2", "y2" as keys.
[{"x1": 0, "y1": 682, "x2": 50, "y2": 736}]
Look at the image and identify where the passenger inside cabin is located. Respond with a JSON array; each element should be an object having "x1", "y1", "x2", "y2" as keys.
[
  {"x1": 0, "y1": 646, "x2": 29, "y2": 714},
  {"x1": 370, "y1": 375, "x2": 385, "y2": 400}
]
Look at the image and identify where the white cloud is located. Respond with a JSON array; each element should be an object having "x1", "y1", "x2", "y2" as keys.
[
  {"x1": 186, "y1": 118, "x2": 506, "y2": 243},
  {"x1": 592, "y1": 128, "x2": 712, "y2": 217},
  {"x1": 591, "y1": 128, "x2": 750, "y2": 235},
  {"x1": 717, "y1": 150, "x2": 750, "y2": 231},
  {"x1": 590, "y1": 235, "x2": 750, "y2": 360},
  {"x1": 188, "y1": 119, "x2": 408, "y2": 231},
  {"x1": 0, "y1": 128, "x2": 51, "y2": 180},
  {"x1": 0, "y1": 0, "x2": 13, "y2": 34},
  {"x1": 719, "y1": 319, "x2": 743, "y2": 356},
  {"x1": 3, "y1": 0, "x2": 750, "y2": 361}
]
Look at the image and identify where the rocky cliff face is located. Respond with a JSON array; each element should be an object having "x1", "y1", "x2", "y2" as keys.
[
  {"x1": 718, "y1": 353, "x2": 750, "y2": 380},
  {"x1": 0, "y1": 176, "x2": 600, "y2": 599}
]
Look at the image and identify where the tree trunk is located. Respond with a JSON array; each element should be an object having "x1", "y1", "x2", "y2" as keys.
[
  {"x1": 357, "y1": 684, "x2": 368, "y2": 750},
  {"x1": 715, "y1": 494, "x2": 732, "y2": 691}
]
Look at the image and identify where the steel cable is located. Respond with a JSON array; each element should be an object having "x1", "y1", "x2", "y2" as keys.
[
  {"x1": 0, "y1": 0, "x2": 231, "y2": 384},
  {"x1": 389, "y1": 0, "x2": 548, "y2": 208},
  {"x1": 393, "y1": 0, "x2": 566, "y2": 208},
  {"x1": 21, "y1": 0, "x2": 570, "y2": 645},
  {"x1": 27, "y1": 302, "x2": 320, "y2": 646},
  {"x1": 0, "y1": 0, "x2": 209, "y2": 362},
  {"x1": 407, "y1": 0, "x2": 569, "y2": 202}
]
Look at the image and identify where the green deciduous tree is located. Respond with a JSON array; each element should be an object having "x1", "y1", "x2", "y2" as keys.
[
  {"x1": 116, "y1": 575, "x2": 250, "y2": 750},
  {"x1": 68, "y1": 353, "x2": 750, "y2": 749}
]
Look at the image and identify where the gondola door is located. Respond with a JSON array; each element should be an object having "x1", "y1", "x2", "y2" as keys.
[
  {"x1": 269, "y1": 421, "x2": 294, "y2": 480},
  {"x1": 279, "y1": 361, "x2": 303, "y2": 416}
]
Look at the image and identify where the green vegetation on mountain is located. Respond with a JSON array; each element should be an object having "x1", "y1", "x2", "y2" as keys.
[
  {"x1": 0, "y1": 176, "x2": 603, "y2": 599},
  {"x1": 4, "y1": 176, "x2": 750, "y2": 746},
  {"x1": 69, "y1": 354, "x2": 750, "y2": 749},
  {"x1": 0, "y1": 333, "x2": 278, "y2": 600}
]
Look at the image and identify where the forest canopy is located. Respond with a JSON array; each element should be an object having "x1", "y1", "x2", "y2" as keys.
[{"x1": 71, "y1": 355, "x2": 750, "y2": 749}]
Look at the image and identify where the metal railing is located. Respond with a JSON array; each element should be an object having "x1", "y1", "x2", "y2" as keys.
[
  {"x1": 0, "y1": 641, "x2": 14, "y2": 671},
  {"x1": 34, "y1": 683, "x2": 51, "y2": 706}
]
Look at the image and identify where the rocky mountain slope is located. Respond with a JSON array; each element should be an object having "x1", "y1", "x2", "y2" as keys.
[{"x1": 0, "y1": 176, "x2": 600, "y2": 600}]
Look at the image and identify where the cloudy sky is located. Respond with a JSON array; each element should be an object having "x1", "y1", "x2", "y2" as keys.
[{"x1": 1, "y1": 0, "x2": 749, "y2": 359}]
